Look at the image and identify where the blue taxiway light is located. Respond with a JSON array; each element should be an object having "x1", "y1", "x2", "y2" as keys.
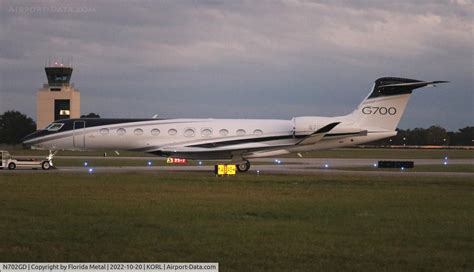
[
  {"x1": 88, "y1": 168, "x2": 93, "y2": 173},
  {"x1": 147, "y1": 161, "x2": 152, "y2": 166},
  {"x1": 84, "y1": 162, "x2": 88, "y2": 166},
  {"x1": 443, "y1": 161, "x2": 448, "y2": 165},
  {"x1": 324, "y1": 164, "x2": 329, "y2": 168}
]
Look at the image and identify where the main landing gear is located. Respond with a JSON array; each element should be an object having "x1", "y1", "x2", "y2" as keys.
[{"x1": 236, "y1": 160, "x2": 251, "y2": 172}]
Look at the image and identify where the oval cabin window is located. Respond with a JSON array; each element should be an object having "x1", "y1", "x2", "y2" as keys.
[
  {"x1": 253, "y1": 129, "x2": 263, "y2": 136},
  {"x1": 168, "y1": 129, "x2": 177, "y2": 136},
  {"x1": 99, "y1": 128, "x2": 109, "y2": 136},
  {"x1": 151, "y1": 128, "x2": 160, "y2": 136},
  {"x1": 236, "y1": 129, "x2": 246, "y2": 136},
  {"x1": 219, "y1": 129, "x2": 229, "y2": 136},
  {"x1": 201, "y1": 128, "x2": 212, "y2": 137},
  {"x1": 117, "y1": 128, "x2": 126, "y2": 136},
  {"x1": 134, "y1": 128, "x2": 143, "y2": 135},
  {"x1": 184, "y1": 128, "x2": 195, "y2": 137}
]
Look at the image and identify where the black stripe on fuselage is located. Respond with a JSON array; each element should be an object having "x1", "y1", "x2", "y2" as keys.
[
  {"x1": 188, "y1": 135, "x2": 301, "y2": 148},
  {"x1": 187, "y1": 132, "x2": 362, "y2": 148}
]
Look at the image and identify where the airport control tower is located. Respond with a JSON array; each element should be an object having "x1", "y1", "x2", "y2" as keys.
[{"x1": 36, "y1": 61, "x2": 80, "y2": 129}]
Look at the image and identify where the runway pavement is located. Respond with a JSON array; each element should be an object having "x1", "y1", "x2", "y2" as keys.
[{"x1": 3, "y1": 157, "x2": 473, "y2": 177}]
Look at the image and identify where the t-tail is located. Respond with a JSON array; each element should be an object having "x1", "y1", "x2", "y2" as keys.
[{"x1": 349, "y1": 77, "x2": 448, "y2": 131}]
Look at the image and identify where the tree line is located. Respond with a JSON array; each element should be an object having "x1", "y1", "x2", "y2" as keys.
[
  {"x1": 0, "y1": 110, "x2": 472, "y2": 146},
  {"x1": 373, "y1": 126, "x2": 473, "y2": 146}
]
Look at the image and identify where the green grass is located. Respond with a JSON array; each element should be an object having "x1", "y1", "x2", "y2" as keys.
[{"x1": 0, "y1": 172, "x2": 473, "y2": 271}]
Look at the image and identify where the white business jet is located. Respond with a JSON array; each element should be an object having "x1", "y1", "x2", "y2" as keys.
[{"x1": 22, "y1": 77, "x2": 448, "y2": 172}]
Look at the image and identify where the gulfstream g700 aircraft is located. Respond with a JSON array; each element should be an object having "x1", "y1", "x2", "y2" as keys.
[{"x1": 22, "y1": 77, "x2": 447, "y2": 172}]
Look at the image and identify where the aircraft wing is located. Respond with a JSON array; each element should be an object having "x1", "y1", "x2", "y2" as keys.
[
  {"x1": 150, "y1": 141, "x2": 294, "y2": 157},
  {"x1": 296, "y1": 122, "x2": 340, "y2": 145}
]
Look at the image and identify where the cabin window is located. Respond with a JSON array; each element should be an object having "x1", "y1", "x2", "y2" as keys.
[
  {"x1": 253, "y1": 129, "x2": 263, "y2": 136},
  {"x1": 134, "y1": 128, "x2": 143, "y2": 135},
  {"x1": 117, "y1": 128, "x2": 126, "y2": 136},
  {"x1": 45, "y1": 123, "x2": 64, "y2": 131},
  {"x1": 99, "y1": 128, "x2": 109, "y2": 136},
  {"x1": 219, "y1": 129, "x2": 229, "y2": 136},
  {"x1": 168, "y1": 129, "x2": 177, "y2": 136},
  {"x1": 184, "y1": 128, "x2": 195, "y2": 137},
  {"x1": 201, "y1": 128, "x2": 212, "y2": 137},
  {"x1": 151, "y1": 128, "x2": 160, "y2": 135},
  {"x1": 236, "y1": 129, "x2": 246, "y2": 136}
]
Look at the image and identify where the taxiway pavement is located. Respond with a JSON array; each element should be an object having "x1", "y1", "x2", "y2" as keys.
[{"x1": 4, "y1": 157, "x2": 473, "y2": 177}]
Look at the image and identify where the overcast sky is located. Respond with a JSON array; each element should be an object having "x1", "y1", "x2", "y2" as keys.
[{"x1": 0, "y1": 0, "x2": 472, "y2": 130}]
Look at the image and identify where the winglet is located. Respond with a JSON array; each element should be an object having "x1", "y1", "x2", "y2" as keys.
[{"x1": 296, "y1": 122, "x2": 340, "y2": 145}]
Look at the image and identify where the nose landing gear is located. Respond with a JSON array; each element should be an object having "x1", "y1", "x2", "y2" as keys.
[{"x1": 47, "y1": 150, "x2": 58, "y2": 169}]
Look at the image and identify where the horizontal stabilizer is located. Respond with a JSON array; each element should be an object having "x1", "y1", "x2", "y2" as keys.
[
  {"x1": 380, "y1": 80, "x2": 449, "y2": 89},
  {"x1": 367, "y1": 77, "x2": 449, "y2": 99},
  {"x1": 296, "y1": 122, "x2": 340, "y2": 145}
]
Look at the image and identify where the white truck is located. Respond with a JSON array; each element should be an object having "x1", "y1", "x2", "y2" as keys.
[{"x1": 0, "y1": 150, "x2": 52, "y2": 170}]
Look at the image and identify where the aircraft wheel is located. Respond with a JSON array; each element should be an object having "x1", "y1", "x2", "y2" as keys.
[
  {"x1": 42, "y1": 161, "x2": 51, "y2": 170},
  {"x1": 237, "y1": 160, "x2": 251, "y2": 172},
  {"x1": 8, "y1": 162, "x2": 16, "y2": 170}
]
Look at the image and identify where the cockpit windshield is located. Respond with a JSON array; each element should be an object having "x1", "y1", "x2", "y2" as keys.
[{"x1": 45, "y1": 123, "x2": 64, "y2": 131}]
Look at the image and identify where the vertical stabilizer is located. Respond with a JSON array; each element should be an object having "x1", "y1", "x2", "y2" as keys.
[{"x1": 350, "y1": 77, "x2": 448, "y2": 131}]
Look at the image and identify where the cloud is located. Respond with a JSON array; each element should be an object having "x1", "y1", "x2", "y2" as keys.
[{"x1": 0, "y1": 0, "x2": 472, "y2": 130}]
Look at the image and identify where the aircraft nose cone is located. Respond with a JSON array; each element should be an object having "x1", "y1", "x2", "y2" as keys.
[{"x1": 21, "y1": 130, "x2": 44, "y2": 144}]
